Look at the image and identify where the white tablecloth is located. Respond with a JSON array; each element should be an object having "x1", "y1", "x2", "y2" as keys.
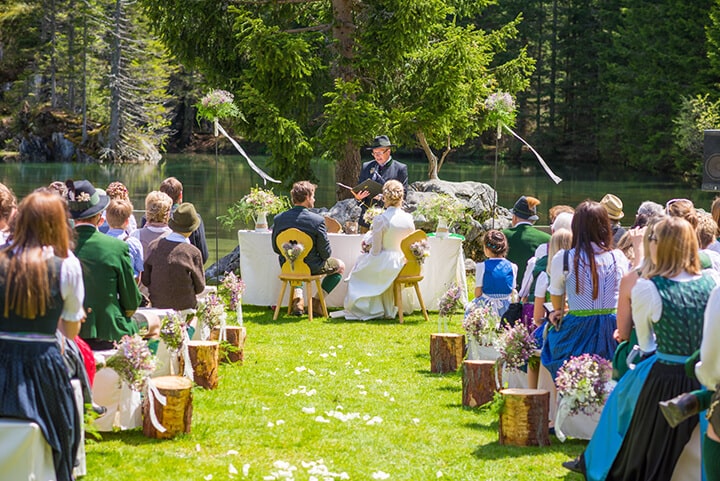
[{"x1": 238, "y1": 230, "x2": 468, "y2": 311}]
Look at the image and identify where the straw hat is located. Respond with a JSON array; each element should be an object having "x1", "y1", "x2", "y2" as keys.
[{"x1": 601, "y1": 194, "x2": 624, "y2": 220}]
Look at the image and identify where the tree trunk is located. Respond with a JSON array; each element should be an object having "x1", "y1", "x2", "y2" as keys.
[
  {"x1": 142, "y1": 376, "x2": 193, "y2": 439},
  {"x1": 498, "y1": 388, "x2": 551, "y2": 446},
  {"x1": 462, "y1": 360, "x2": 501, "y2": 407},
  {"x1": 210, "y1": 326, "x2": 247, "y2": 364},
  {"x1": 107, "y1": 0, "x2": 123, "y2": 156},
  {"x1": 183, "y1": 341, "x2": 219, "y2": 390},
  {"x1": 417, "y1": 131, "x2": 438, "y2": 180},
  {"x1": 67, "y1": 0, "x2": 77, "y2": 112},
  {"x1": 429, "y1": 333, "x2": 464, "y2": 373}
]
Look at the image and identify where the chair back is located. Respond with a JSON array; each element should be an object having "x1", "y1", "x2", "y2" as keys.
[
  {"x1": 398, "y1": 230, "x2": 427, "y2": 277},
  {"x1": 324, "y1": 216, "x2": 342, "y2": 233},
  {"x1": 275, "y1": 228, "x2": 314, "y2": 276}
]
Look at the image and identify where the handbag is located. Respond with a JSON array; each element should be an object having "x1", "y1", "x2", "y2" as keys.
[{"x1": 500, "y1": 302, "x2": 524, "y2": 328}]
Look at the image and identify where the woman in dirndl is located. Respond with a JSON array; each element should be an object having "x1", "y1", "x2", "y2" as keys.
[
  {"x1": 541, "y1": 200, "x2": 630, "y2": 379},
  {"x1": 0, "y1": 190, "x2": 86, "y2": 481}
]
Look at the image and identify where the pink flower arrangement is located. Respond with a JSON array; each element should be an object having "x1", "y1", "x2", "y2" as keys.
[
  {"x1": 409, "y1": 239, "x2": 430, "y2": 264},
  {"x1": 462, "y1": 301, "x2": 500, "y2": 346},
  {"x1": 494, "y1": 323, "x2": 535, "y2": 370},
  {"x1": 105, "y1": 334, "x2": 156, "y2": 391},
  {"x1": 556, "y1": 353, "x2": 613, "y2": 415},
  {"x1": 438, "y1": 283, "x2": 464, "y2": 318},
  {"x1": 220, "y1": 271, "x2": 247, "y2": 311}
]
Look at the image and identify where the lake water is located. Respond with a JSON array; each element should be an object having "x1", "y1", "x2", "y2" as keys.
[{"x1": 0, "y1": 154, "x2": 712, "y2": 266}]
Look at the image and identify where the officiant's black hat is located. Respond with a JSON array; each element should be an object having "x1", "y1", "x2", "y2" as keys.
[
  {"x1": 366, "y1": 135, "x2": 396, "y2": 150},
  {"x1": 65, "y1": 179, "x2": 110, "y2": 220},
  {"x1": 512, "y1": 195, "x2": 540, "y2": 222}
]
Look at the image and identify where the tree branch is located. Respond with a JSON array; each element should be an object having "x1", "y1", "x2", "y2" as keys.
[
  {"x1": 284, "y1": 23, "x2": 332, "y2": 34},
  {"x1": 231, "y1": 0, "x2": 323, "y2": 4}
]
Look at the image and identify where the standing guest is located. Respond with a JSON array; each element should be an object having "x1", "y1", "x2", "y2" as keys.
[
  {"x1": 339, "y1": 180, "x2": 415, "y2": 320},
  {"x1": 503, "y1": 195, "x2": 551, "y2": 290},
  {"x1": 541, "y1": 200, "x2": 630, "y2": 379},
  {"x1": 565, "y1": 216, "x2": 719, "y2": 480},
  {"x1": 143, "y1": 203, "x2": 205, "y2": 310},
  {"x1": 272, "y1": 181, "x2": 345, "y2": 315},
  {"x1": 0, "y1": 190, "x2": 86, "y2": 481},
  {"x1": 600, "y1": 193, "x2": 627, "y2": 246},
  {"x1": 0, "y1": 182, "x2": 17, "y2": 245},
  {"x1": 131, "y1": 190, "x2": 173, "y2": 260},
  {"x1": 69, "y1": 179, "x2": 142, "y2": 350},
  {"x1": 105, "y1": 199, "x2": 144, "y2": 282},
  {"x1": 697, "y1": 211, "x2": 720, "y2": 271},
  {"x1": 696, "y1": 287, "x2": 720, "y2": 481},
  {"x1": 158, "y1": 177, "x2": 209, "y2": 263},
  {"x1": 99, "y1": 181, "x2": 137, "y2": 234},
  {"x1": 355, "y1": 135, "x2": 409, "y2": 231}
]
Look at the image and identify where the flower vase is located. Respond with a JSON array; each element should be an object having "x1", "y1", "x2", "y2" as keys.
[
  {"x1": 466, "y1": 336, "x2": 481, "y2": 360},
  {"x1": 254, "y1": 211, "x2": 269, "y2": 232},
  {"x1": 436, "y1": 217, "x2": 449, "y2": 239}
]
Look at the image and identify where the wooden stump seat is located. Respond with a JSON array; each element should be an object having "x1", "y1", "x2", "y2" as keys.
[
  {"x1": 462, "y1": 360, "x2": 502, "y2": 407},
  {"x1": 182, "y1": 340, "x2": 220, "y2": 390},
  {"x1": 210, "y1": 326, "x2": 247, "y2": 364},
  {"x1": 142, "y1": 375, "x2": 193, "y2": 439},
  {"x1": 498, "y1": 388, "x2": 550, "y2": 447},
  {"x1": 430, "y1": 333, "x2": 464, "y2": 373}
]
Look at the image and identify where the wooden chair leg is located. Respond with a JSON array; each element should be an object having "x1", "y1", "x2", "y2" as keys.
[
  {"x1": 286, "y1": 284, "x2": 295, "y2": 315},
  {"x1": 414, "y1": 283, "x2": 429, "y2": 322},
  {"x1": 315, "y1": 280, "x2": 328, "y2": 317},
  {"x1": 274, "y1": 281, "x2": 288, "y2": 320},
  {"x1": 305, "y1": 282, "x2": 313, "y2": 322},
  {"x1": 394, "y1": 281, "x2": 404, "y2": 324}
]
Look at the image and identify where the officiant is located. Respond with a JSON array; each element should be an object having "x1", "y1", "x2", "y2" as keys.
[{"x1": 354, "y1": 135, "x2": 409, "y2": 231}]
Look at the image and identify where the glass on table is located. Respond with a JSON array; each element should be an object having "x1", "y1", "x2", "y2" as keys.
[{"x1": 344, "y1": 221, "x2": 358, "y2": 234}]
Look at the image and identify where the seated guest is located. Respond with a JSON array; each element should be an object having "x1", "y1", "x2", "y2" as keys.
[
  {"x1": 271, "y1": 181, "x2": 345, "y2": 315},
  {"x1": 0, "y1": 190, "x2": 86, "y2": 481},
  {"x1": 131, "y1": 190, "x2": 173, "y2": 260},
  {"x1": 467, "y1": 229, "x2": 517, "y2": 318},
  {"x1": 99, "y1": 181, "x2": 137, "y2": 234},
  {"x1": 339, "y1": 180, "x2": 415, "y2": 320},
  {"x1": 142, "y1": 203, "x2": 205, "y2": 310},
  {"x1": 105, "y1": 199, "x2": 144, "y2": 282},
  {"x1": 0, "y1": 182, "x2": 17, "y2": 245},
  {"x1": 69, "y1": 179, "x2": 142, "y2": 350}
]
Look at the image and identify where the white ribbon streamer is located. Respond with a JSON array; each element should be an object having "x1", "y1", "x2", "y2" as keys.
[
  {"x1": 554, "y1": 395, "x2": 572, "y2": 442},
  {"x1": 146, "y1": 378, "x2": 167, "y2": 433},
  {"x1": 237, "y1": 295, "x2": 244, "y2": 328},
  {"x1": 218, "y1": 312, "x2": 228, "y2": 342},
  {"x1": 503, "y1": 124, "x2": 562, "y2": 184},
  {"x1": 216, "y1": 122, "x2": 281, "y2": 185},
  {"x1": 180, "y1": 329, "x2": 194, "y2": 382}
]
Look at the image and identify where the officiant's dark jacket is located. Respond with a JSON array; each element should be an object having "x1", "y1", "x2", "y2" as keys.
[
  {"x1": 271, "y1": 206, "x2": 332, "y2": 275},
  {"x1": 74, "y1": 224, "x2": 142, "y2": 342},
  {"x1": 358, "y1": 158, "x2": 409, "y2": 198}
]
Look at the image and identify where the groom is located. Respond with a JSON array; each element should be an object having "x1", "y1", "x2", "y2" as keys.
[{"x1": 271, "y1": 181, "x2": 345, "y2": 315}]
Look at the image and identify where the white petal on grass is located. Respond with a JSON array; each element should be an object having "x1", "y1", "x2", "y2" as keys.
[
  {"x1": 196, "y1": 444, "x2": 202, "y2": 452},
  {"x1": 226, "y1": 449, "x2": 238, "y2": 455},
  {"x1": 262, "y1": 476, "x2": 275, "y2": 481},
  {"x1": 262, "y1": 406, "x2": 271, "y2": 411},
  {"x1": 330, "y1": 352, "x2": 337, "y2": 357},
  {"x1": 295, "y1": 366, "x2": 307, "y2": 372},
  {"x1": 307, "y1": 369, "x2": 316, "y2": 376},
  {"x1": 204, "y1": 476, "x2": 213, "y2": 481},
  {"x1": 276, "y1": 419, "x2": 285, "y2": 425},
  {"x1": 372, "y1": 471, "x2": 390, "y2": 479},
  {"x1": 306, "y1": 388, "x2": 317, "y2": 396},
  {"x1": 437, "y1": 470, "x2": 444, "y2": 477},
  {"x1": 302, "y1": 406, "x2": 316, "y2": 414},
  {"x1": 267, "y1": 421, "x2": 275, "y2": 427},
  {"x1": 243, "y1": 464, "x2": 250, "y2": 476},
  {"x1": 357, "y1": 385, "x2": 365, "y2": 389},
  {"x1": 354, "y1": 370, "x2": 362, "y2": 375},
  {"x1": 390, "y1": 397, "x2": 395, "y2": 402},
  {"x1": 412, "y1": 418, "x2": 420, "y2": 425},
  {"x1": 229, "y1": 463, "x2": 238, "y2": 474},
  {"x1": 383, "y1": 391, "x2": 390, "y2": 397},
  {"x1": 359, "y1": 391, "x2": 367, "y2": 395},
  {"x1": 366, "y1": 416, "x2": 383, "y2": 425},
  {"x1": 329, "y1": 370, "x2": 336, "y2": 376},
  {"x1": 307, "y1": 350, "x2": 313, "y2": 355},
  {"x1": 362, "y1": 368, "x2": 370, "y2": 373},
  {"x1": 315, "y1": 415, "x2": 331, "y2": 423},
  {"x1": 320, "y1": 353, "x2": 329, "y2": 358},
  {"x1": 337, "y1": 344, "x2": 343, "y2": 349}
]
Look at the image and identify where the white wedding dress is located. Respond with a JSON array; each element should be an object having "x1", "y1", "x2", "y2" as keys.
[{"x1": 340, "y1": 207, "x2": 415, "y2": 320}]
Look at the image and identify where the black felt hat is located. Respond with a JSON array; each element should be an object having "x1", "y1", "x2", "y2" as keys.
[
  {"x1": 65, "y1": 179, "x2": 110, "y2": 220},
  {"x1": 365, "y1": 135, "x2": 396, "y2": 150},
  {"x1": 512, "y1": 196, "x2": 539, "y2": 221}
]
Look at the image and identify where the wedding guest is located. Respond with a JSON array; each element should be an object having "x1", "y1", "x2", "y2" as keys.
[
  {"x1": 565, "y1": 216, "x2": 719, "y2": 481},
  {"x1": 541, "y1": 200, "x2": 629, "y2": 379},
  {"x1": 503, "y1": 195, "x2": 551, "y2": 290},
  {"x1": 468, "y1": 229, "x2": 517, "y2": 318},
  {"x1": 99, "y1": 181, "x2": 137, "y2": 234},
  {"x1": 271, "y1": 181, "x2": 345, "y2": 315},
  {"x1": 159, "y1": 177, "x2": 209, "y2": 263},
  {"x1": 340, "y1": 180, "x2": 415, "y2": 320},
  {"x1": 698, "y1": 211, "x2": 720, "y2": 271},
  {"x1": 0, "y1": 190, "x2": 86, "y2": 481},
  {"x1": 600, "y1": 193, "x2": 626, "y2": 246},
  {"x1": 69, "y1": 179, "x2": 141, "y2": 350},
  {"x1": 105, "y1": 199, "x2": 144, "y2": 282},
  {"x1": 142, "y1": 203, "x2": 205, "y2": 310},
  {"x1": 696, "y1": 287, "x2": 720, "y2": 480},
  {"x1": 131, "y1": 190, "x2": 172, "y2": 259},
  {"x1": 0, "y1": 182, "x2": 17, "y2": 245}
]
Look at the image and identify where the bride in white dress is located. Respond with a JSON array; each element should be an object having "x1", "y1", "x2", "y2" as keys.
[{"x1": 341, "y1": 180, "x2": 415, "y2": 320}]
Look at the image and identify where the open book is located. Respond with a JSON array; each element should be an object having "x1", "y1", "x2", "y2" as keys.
[{"x1": 337, "y1": 179, "x2": 383, "y2": 199}]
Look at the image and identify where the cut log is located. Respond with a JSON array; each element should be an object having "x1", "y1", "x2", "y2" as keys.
[
  {"x1": 498, "y1": 388, "x2": 550, "y2": 446},
  {"x1": 142, "y1": 375, "x2": 193, "y2": 439},
  {"x1": 462, "y1": 360, "x2": 501, "y2": 407},
  {"x1": 183, "y1": 340, "x2": 219, "y2": 390},
  {"x1": 210, "y1": 326, "x2": 247, "y2": 364},
  {"x1": 430, "y1": 333, "x2": 465, "y2": 374}
]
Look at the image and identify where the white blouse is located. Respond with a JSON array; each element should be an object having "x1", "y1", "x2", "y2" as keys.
[{"x1": 697, "y1": 285, "x2": 720, "y2": 390}]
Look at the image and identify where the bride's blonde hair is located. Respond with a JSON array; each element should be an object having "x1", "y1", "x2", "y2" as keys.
[{"x1": 382, "y1": 180, "x2": 404, "y2": 207}]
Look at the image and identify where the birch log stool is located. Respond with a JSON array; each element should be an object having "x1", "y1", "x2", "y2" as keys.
[
  {"x1": 498, "y1": 388, "x2": 551, "y2": 446},
  {"x1": 462, "y1": 360, "x2": 501, "y2": 407},
  {"x1": 142, "y1": 376, "x2": 193, "y2": 439},
  {"x1": 210, "y1": 326, "x2": 247, "y2": 364},
  {"x1": 183, "y1": 340, "x2": 220, "y2": 389},
  {"x1": 430, "y1": 333, "x2": 464, "y2": 374}
]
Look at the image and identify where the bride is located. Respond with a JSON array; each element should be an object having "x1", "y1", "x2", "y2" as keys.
[{"x1": 339, "y1": 180, "x2": 415, "y2": 320}]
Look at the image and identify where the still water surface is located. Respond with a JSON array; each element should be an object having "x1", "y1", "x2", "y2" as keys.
[{"x1": 0, "y1": 154, "x2": 712, "y2": 266}]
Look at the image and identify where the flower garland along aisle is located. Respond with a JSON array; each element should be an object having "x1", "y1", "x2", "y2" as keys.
[
  {"x1": 214, "y1": 272, "x2": 249, "y2": 363},
  {"x1": 493, "y1": 323, "x2": 536, "y2": 389},
  {"x1": 159, "y1": 312, "x2": 193, "y2": 380},
  {"x1": 462, "y1": 301, "x2": 501, "y2": 361},
  {"x1": 554, "y1": 353, "x2": 615, "y2": 442},
  {"x1": 197, "y1": 292, "x2": 227, "y2": 341},
  {"x1": 438, "y1": 283, "x2": 464, "y2": 332},
  {"x1": 219, "y1": 271, "x2": 247, "y2": 327},
  {"x1": 105, "y1": 334, "x2": 167, "y2": 432}
]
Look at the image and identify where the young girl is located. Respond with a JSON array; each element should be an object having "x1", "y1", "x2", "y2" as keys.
[{"x1": 469, "y1": 229, "x2": 518, "y2": 319}]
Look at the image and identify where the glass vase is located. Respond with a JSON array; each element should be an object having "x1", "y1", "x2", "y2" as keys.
[
  {"x1": 436, "y1": 216, "x2": 449, "y2": 239},
  {"x1": 254, "y1": 211, "x2": 268, "y2": 231}
]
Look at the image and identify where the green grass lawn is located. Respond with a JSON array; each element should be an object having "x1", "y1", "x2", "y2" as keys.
[{"x1": 85, "y1": 307, "x2": 587, "y2": 480}]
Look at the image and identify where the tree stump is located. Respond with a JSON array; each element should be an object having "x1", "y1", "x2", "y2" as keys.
[
  {"x1": 182, "y1": 340, "x2": 219, "y2": 389},
  {"x1": 142, "y1": 375, "x2": 193, "y2": 439},
  {"x1": 462, "y1": 360, "x2": 501, "y2": 407},
  {"x1": 498, "y1": 388, "x2": 550, "y2": 446},
  {"x1": 430, "y1": 333, "x2": 465, "y2": 374},
  {"x1": 210, "y1": 326, "x2": 247, "y2": 364}
]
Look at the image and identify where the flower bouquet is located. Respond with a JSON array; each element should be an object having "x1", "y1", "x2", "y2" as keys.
[
  {"x1": 159, "y1": 312, "x2": 186, "y2": 352},
  {"x1": 414, "y1": 193, "x2": 467, "y2": 234},
  {"x1": 195, "y1": 89, "x2": 241, "y2": 123},
  {"x1": 363, "y1": 206, "x2": 385, "y2": 226},
  {"x1": 105, "y1": 334, "x2": 156, "y2": 391},
  {"x1": 462, "y1": 301, "x2": 501, "y2": 348},
  {"x1": 281, "y1": 240, "x2": 305, "y2": 268},
  {"x1": 484, "y1": 91, "x2": 516, "y2": 134},
  {"x1": 196, "y1": 292, "x2": 227, "y2": 340},
  {"x1": 219, "y1": 187, "x2": 290, "y2": 230},
  {"x1": 438, "y1": 283, "x2": 464, "y2": 332},
  {"x1": 219, "y1": 271, "x2": 246, "y2": 312},
  {"x1": 493, "y1": 323, "x2": 535, "y2": 371},
  {"x1": 409, "y1": 239, "x2": 430, "y2": 265},
  {"x1": 554, "y1": 353, "x2": 615, "y2": 442}
]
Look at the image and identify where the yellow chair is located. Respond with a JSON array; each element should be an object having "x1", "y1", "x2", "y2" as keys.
[
  {"x1": 393, "y1": 229, "x2": 430, "y2": 323},
  {"x1": 324, "y1": 216, "x2": 342, "y2": 233},
  {"x1": 273, "y1": 228, "x2": 328, "y2": 321}
]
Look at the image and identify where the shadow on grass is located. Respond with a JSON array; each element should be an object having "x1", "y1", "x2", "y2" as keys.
[
  {"x1": 471, "y1": 436, "x2": 587, "y2": 461},
  {"x1": 90, "y1": 430, "x2": 164, "y2": 446}
]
